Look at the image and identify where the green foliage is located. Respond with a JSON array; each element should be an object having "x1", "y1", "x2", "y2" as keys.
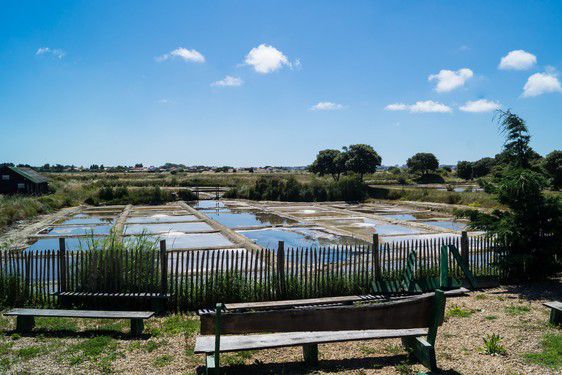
[
  {"x1": 87, "y1": 186, "x2": 196, "y2": 206},
  {"x1": 446, "y1": 304, "x2": 474, "y2": 318},
  {"x1": 543, "y1": 150, "x2": 562, "y2": 190},
  {"x1": 504, "y1": 304, "x2": 530, "y2": 315},
  {"x1": 153, "y1": 354, "x2": 173, "y2": 367},
  {"x1": 480, "y1": 333, "x2": 507, "y2": 355},
  {"x1": 406, "y1": 152, "x2": 439, "y2": 175},
  {"x1": 309, "y1": 149, "x2": 346, "y2": 181},
  {"x1": 524, "y1": 333, "x2": 562, "y2": 369},
  {"x1": 224, "y1": 175, "x2": 367, "y2": 202},
  {"x1": 457, "y1": 161, "x2": 473, "y2": 180},
  {"x1": 459, "y1": 111, "x2": 562, "y2": 280},
  {"x1": 473, "y1": 157, "x2": 496, "y2": 178},
  {"x1": 309, "y1": 144, "x2": 382, "y2": 181}
]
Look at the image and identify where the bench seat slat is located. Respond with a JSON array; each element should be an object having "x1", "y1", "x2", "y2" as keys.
[
  {"x1": 57, "y1": 292, "x2": 169, "y2": 299},
  {"x1": 4, "y1": 309, "x2": 154, "y2": 319},
  {"x1": 194, "y1": 328, "x2": 428, "y2": 353},
  {"x1": 544, "y1": 301, "x2": 562, "y2": 310}
]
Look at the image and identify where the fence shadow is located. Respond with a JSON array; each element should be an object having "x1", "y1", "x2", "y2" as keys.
[{"x1": 488, "y1": 278, "x2": 562, "y2": 302}]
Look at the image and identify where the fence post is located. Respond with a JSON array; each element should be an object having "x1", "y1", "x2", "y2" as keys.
[
  {"x1": 59, "y1": 238, "x2": 67, "y2": 293},
  {"x1": 439, "y1": 245, "x2": 448, "y2": 289},
  {"x1": 277, "y1": 241, "x2": 285, "y2": 297},
  {"x1": 372, "y1": 234, "x2": 380, "y2": 279},
  {"x1": 460, "y1": 231, "x2": 469, "y2": 266},
  {"x1": 160, "y1": 240, "x2": 168, "y2": 295}
]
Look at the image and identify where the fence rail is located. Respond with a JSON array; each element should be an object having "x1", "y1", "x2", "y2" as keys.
[{"x1": 0, "y1": 232, "x2": 501, "y2": 311}]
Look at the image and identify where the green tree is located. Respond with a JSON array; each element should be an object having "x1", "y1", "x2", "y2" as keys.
[
  {"x1": 309, "y1": 149, "x2": 346, "y2": 181},
  {"x1": 343, "y1": 144, "x2": 382, "y2": 180},
  {"x1": 460, "y1": 110, "x2": 562, "y2": 280},
  {"x1": 543, "y1": 150, "x2": 562, "y2": 190},
  {"x1": 407, "y1": 153, "x2": 439, "y2": 175},
  {"x1": 472, "y1": 157, "x2": 495, "y2": 178},
  {"x1": 456, "y1": 161, "x2": 473, "y2": 180}
]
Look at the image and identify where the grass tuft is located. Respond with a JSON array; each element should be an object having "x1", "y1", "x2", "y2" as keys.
[{"x1": 524, "y1": 333, "x2": 562, "y2": 369}]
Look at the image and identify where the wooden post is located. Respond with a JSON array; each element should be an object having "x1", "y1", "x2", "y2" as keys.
[
  {"x1": 372, "y1": 234, "x2": 380, "y2": 279},
  {"x1": 277, "y1": 241, "x2": 285, "y2": 298},
  {"x1": 460, "y1": 231, "x2": 469, "y2": 266},
  {"x1": 59, "y1": 238, "x2": 67, "y2": 293},
  {"x1": 439, "y1": 245, "x2": 448, "y2": 289},
  {"x1": 160, "y1": 240, "x2": 168, "y2": 296},
  {"x1": 303, "y1": 343, "x2": 319, "y2": 365}
]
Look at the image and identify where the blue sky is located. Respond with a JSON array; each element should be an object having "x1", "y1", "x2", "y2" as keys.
[{"x1": 1, "y1": 1, "x2": 561, "y2": 167}]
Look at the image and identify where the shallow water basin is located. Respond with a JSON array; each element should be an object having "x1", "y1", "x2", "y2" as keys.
[
  {"x1": 125, "y1": 214, "x2": 199, "y2": 224},
  {"x1": 124, "y1": 222, "x2": 214, "y2": 235},
  {"x1": 204, "y1": 210, "x2": 297, "y2": 229}
]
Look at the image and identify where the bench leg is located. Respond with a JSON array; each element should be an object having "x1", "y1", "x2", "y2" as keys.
[
  {"x1": 206, "y1": 353, "x2": 219, "y2": 375},
  {"x1": 16, "y1": 316, "x2": 35, "y2": 333},
  {"x1": 303, "y1": 344, "x2": 318, "y2": 366},
  {"x1": 550, "y1": 309, "x2": 561, "y2": 326},
  {"x1": 130, "y1": 319, "x2": 144, "y2": 337},
  {"x1": 402, "y1": 337, "x2": 436, "y2": 371}
]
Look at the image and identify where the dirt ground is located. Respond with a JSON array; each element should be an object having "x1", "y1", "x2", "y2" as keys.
[{"x1": 1, "y1": 280, "x2": 560, "y2": 375}]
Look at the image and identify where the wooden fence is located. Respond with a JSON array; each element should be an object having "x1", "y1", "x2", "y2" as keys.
[{"x1": 0, "y1": 232, "x2": 500, "y2": 311}]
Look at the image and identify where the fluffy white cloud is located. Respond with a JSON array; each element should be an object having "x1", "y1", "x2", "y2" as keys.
[
  {"x1": 244, "y1": 44, "x2": 293, "y2": 74},
  {"x1": 36, "y1": 47, "x2": 65, "y2": 59},
  {"x1": 522, "y1": 72, "x2": 562, "y2": 97},
  {"x1": 310, "y1": 102, "x2": 344, "y2": 111},
  {"x1": 211, "y1": 76, "x2": 243, "y2": 87},
  {"x1": 459, "y1": 99, "x2": 501, "y2": 113},
  {"x1": 156, "y1": 47, "x2": 205, "y2": 63},
  {"x1": 385, "y1": 101, "x2": 452, "y2": 113},
  {"x1": 428, "y1": 68, "x2": 473, "y2": 92},
  {"x1": 499, "y1": 50, "x2": 537, "y2": 70}
]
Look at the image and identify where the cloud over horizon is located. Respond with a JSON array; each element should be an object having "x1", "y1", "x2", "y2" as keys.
[
  {"x1": 211, "y1": 75, "x2": 243, "y2": 87},
  {"x1": 522, "y1": 71, "x2": 562, "y2": 97},
  {"x1": 156, "y1": 47, "x2": 205, "y2": 63},
  {"x1": 385, "y1": 101, "x2": 452, "y2": 113},
  {"x1": 428, "y1": 68, "x2": 473, "y2": 92},
  {"x1": 35, "y1": 47, "x2": 65, "y2": 59},
  {"x1": 310, "y1": 102, "x2": 344, "y2": 111},
  {"x1": 499, "y1": 50, "x2": 537, "y2": 70},
  {"x1": 244, "y1": 44, "x2": 296, "y2": 74}
]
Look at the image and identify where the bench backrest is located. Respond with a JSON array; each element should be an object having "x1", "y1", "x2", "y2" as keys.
[{"x1": 200, "y1": 290, "x2": 446, "y2": 336}]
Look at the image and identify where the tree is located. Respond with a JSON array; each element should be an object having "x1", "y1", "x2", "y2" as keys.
[
  {"x1": 456, "y1": 161, "x2": 473, "y2": 180},
  {"x1": 343, "y1": 144, "x2": 382, "y2": 180},
  {"x1": 543, "y1": 150, "x2": 562, "y2": 190},
  {"x1": 406, "y1": 153, "x2": 439, "y2": 175},
  {"x1": 460, "y1": 110, "x2": 562, "y2": 280},
  {"x1": 472, "y1": 157, "x2": 495, "y2": 178},
  {"x1": 309, "y1": 149, "x2": 346, "y2": 181}
]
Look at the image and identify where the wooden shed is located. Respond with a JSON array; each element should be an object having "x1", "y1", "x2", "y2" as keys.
[{"x1": 0, "y1": 166, "x2": 49, "y2": 195}]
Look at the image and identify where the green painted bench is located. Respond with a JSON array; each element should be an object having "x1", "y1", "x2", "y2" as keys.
[
  {"x1": 195, "y1": 290, "x2": 446, "y2": 374},
  {"x1": 543, "y1": 301, "x2": 561, "y2": 325},
  {"x1": 3, "y1": 308, "x2": 154, "y2": 337}
]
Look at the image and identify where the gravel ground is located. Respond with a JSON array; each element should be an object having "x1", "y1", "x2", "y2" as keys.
[{"x1": 1, "y1": 280, "x2": 560, "y2": 374}]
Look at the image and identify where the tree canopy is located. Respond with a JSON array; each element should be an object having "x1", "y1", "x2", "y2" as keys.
[
  {"x1": 406, "y1": 153, "x2": 439, "y2": 175},
  {"x1": 456, "y1": 161, "x2": 473, "y2": 180},
  {"x1": 309, "y1": 149, "x2": 346, "y2": 181},
  {"x1": 543, "y1": 150, "x2": 562, "y2": 190},
  {"x1": 310, "y1": 144, "x2": 381, "y2": 180}
]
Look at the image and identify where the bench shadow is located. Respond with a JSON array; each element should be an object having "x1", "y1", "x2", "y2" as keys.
[
  {"x1": 196, "y1": 354, "x2": 460, "y2": 374},
  {"x1": 485, "y1": 279, "x2": 562, "y2": 302},
  {"x1": 2, "y1": 328, "x2": 150, "y2": 340}
]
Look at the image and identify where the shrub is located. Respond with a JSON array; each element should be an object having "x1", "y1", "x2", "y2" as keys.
[{"x1": 480, "y1": 333, "x2": 506, "y2": 355}]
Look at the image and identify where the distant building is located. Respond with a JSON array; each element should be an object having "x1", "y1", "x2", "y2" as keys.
[{"x1": 0, "y1": 166, "x2": 49, "y2": 195}]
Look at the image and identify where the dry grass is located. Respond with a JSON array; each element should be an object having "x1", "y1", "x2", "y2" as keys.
[{"x1": 0, "y1": 280, "x2": 560, "y2": 374}]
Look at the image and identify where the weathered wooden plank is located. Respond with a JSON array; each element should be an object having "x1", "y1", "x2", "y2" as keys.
[
  {"x1": 5, "y1": 308, "x2": 154, "y2": 319},
  {"x1": 194, "y1": 327, "x2": 427, "y2": 353},
  {"x1": 201, "y1": 292, "x2": 441, "y2": 335},
  {"x1": 224, "y1": 294, "x2": 377, "y2": 311}
]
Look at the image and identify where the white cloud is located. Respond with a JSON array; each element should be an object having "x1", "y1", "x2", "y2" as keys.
[
  {"x1": 35, "y1": 47, "x2": 65, "y2": 59},
  {"x1": 310, "y1": 102, "x2": 344, "y2": 111},
  {"x1": 156, "y1": 47, "x2": 205, "y2": 63},
  {"x1": 244, "y1": 44, "x2": 294, "y2": 74},
  {"x1": 499, "y1": 50, "x2": 537, "y2": 70},
  {"x1": 522, "y1": 72, "x2": 562, "y2": 97},
  {"x1": 157, "y1": 98, "x2": 172, "y2": 104},
  {"x1": 459, "y1": 99, "x2": 501, "y2": 113},
  {"x1": 385, "y1": 101, "x2": 452, "y2": 113},
  {"x1": 428, "y1": 68, "x2": 473, "y2": 92},
  {"x1": 211, "y1": 76, "x2": 243, "y2": 87}
]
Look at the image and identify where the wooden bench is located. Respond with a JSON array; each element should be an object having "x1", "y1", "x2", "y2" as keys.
[
  {"x1": 543, "y1": 301, "x2": 561, "y2": 325},
  {"x1": 195, "y1": 290, "x2": 446, "y2": 373},
  {"x1": 3, "y1": 308, "x2": 154, "y2": 337},
  {"x1": 56, "y1": 292, "x2": 169, "y2": 313}
]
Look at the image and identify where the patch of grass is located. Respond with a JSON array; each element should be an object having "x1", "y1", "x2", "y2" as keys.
[
  {"x1": 0, "y1": 341, "x2": 13, "y2": 355},
  {"x1": 150, "y1": 314, "x2": 198, "y2": 336},
  {"x1": 35, "y1": 317, "x2": 78, "y2": 332},
  {"x1": 153, "y1": 354, "x2": 173, "y2": 367},
  {"x1": 446, "y1": 304, "x2": 475, "y2": 318},
  {"x1": 383, "y1": 343, "x2": 404, "y2": 355},
  {"x1": 395, "y1": 360, "x2": 415, "y2": 375},
  {"x1": 144, "y1": 340, "x2": 161, "y2": 353},
  {"x1": 16, "y1": 345, "x2": 45, "y2": 360},
  {"x1": 95, "y1": 319, "x2": 128, "y2": 332},
  {"x1": 223, "y1": 350, "x2": 255, "y2": 366},
  {"x1": 485, "y1": 315, "x2": 498, "y2": 320},
  {"x1": 64, "y1": 335, "x2": 118, "y2": 369},
  {"x1": 480, "y1": 333, "x2": 507, "y2": 356},
  {"x1": 505, "y1": 304, "x2": 531, "y2": 316},
  {"x1": 524, "y1": 333, "x2": 562, "y2": 369},
  {"x1": 0, "y1": 357, "x2": 11, "y2": 372},
  {"x1": 359, "y1": 344, "x2": 377, "y2": 355},
  {"x1": 475, "y1": 294, "x2": 488, "y2": 300}
]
